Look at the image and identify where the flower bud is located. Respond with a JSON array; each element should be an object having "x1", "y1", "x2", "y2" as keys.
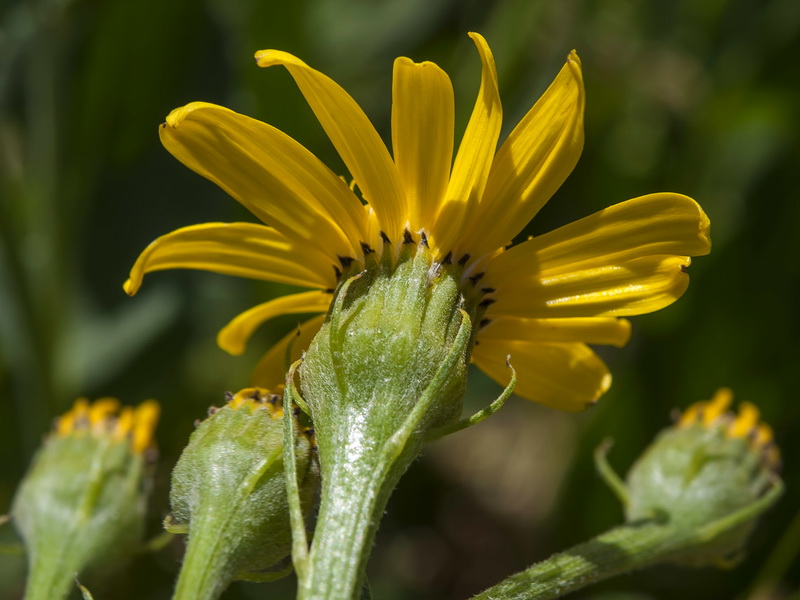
[
  {"x1": 624, "y1": 388, "x2": 782, "y2": 566},
  {"x1": 12, "y1": 398, "x2": 160, "y2": 600},
  {"x1": 168, "y1": 387, "x2": 319, "y2": 600}
]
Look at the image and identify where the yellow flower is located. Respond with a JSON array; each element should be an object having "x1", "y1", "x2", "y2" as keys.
[
  {"x1": 677, "y1": 388, "x2": 781, "y2": 471},
  {"x1": 56, "y1": 397, "x2": 160, "y2": 453},
  {"x1": 125, "y1": 33, "x2": 710, "y2": 410}
]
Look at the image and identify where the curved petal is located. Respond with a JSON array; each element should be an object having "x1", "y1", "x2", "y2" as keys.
[
  {"x1": 466, "y1": 51, "x2": 585, "y2": 259},
  {"x1": 487, "y1": 254, "x2": 693, "y2": 318},
  {"x1": 217, "y1": 290, "x2": 332, "y2": 355},
  {"x1": 430, "y1": 32, "x2": 502, "y2": 259},
  {"x1": 124, "y1": 223, "x2": 337, "y2": 295},
  {"x1": 482, "y1": 193, "x2": 711, "y2": 317},
  {"x1": 478, "y1": 315, "x2": 631, "y2": 348},
  {"x1": 472, "y1": 339, "x2": 611, "y2": 411},
  {"x1": 250, "y1": 315, "x2": 326, "y2": 390},
  {"x1": 160, "y1": 102, "x2": 365, "y2": 260},
  {"x1": 255, "y1": 50, "x2": 406, "y2": 240},
  {"x1": 391, "y1": 57, "x2": 454, "y2": 232},
  {"x1": 487, "y1": 193, "x2": 710, "y2": 278}
]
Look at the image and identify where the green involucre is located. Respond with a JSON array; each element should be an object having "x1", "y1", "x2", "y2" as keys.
[
  {"x1": 169, "y1": 397, "x2": 318, "y2": 600},
  {"x1": 625, "y1": 424, "x2": 780, "y2": 566},
  {"x1": 12, "y1": 434, "x2": 148, "y2": 600}
]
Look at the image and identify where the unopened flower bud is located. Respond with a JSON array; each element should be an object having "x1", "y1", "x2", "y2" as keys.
[
  {"x1": 168, "y1": 387, "x2": 319, "y2": 600},
  {"x1": 12, "y1": 398, "x2": 160, "y2": 600},
  {"x1": 625, "y1": 388, "x2": 782, "y2": 566}
]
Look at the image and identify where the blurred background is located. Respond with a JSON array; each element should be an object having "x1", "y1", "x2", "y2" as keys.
[{"x1": 1, "y1": 0, "x2": 799, "y2": 598}]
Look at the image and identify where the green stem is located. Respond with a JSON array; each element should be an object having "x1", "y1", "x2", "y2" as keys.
[
  {"x1": 23, "y1": 553, "x2": 75, "y2": 600},
  {"x1": 172, "y1": 512, "x2": 235, "y2": 600},
  {"x1": 747, "y1": 501, "x2": 800, "y2": 597},
  {"x1": 471, "y1": 521, "x2": 682, "y2": 600},
  {"x1": 297, "y1": 433, "x2": 403, "y2": 600}
]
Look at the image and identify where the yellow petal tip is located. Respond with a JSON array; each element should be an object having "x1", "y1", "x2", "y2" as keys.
[
  {"x1": 164, "y1": 104, "x2": 193, "y2": 128},
  {"x1": 164, "y1": 101, "x2": 221, "y2": 128},
  {"x1": 123, "y1": 278, "x2": 138, "y2": 296},
  {"x1": 217, "y1": 327, "x2": 246, "y2": 356},
  {"x1": 615, "y1": 319, "x2": 633, "y2": 348},
  {"x1": 254, "y1": 49, "x2": 305, "y2": 69},
  {"x1": 698, "y1": 211, "x2": 712, "y2": 255}
]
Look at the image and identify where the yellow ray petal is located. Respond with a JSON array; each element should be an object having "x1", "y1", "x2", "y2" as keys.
[
  {"x1": 487, "y1": 254, "x2": 692, "y2": 318},
  {"x1": 465, "y1": 51, "x2": 585, "y2": 259},
  {"x1": 391, "y1": 57, "x2": 454, "y2": 233},
  {"x1": 362, "y1": 205, "x2": 385, "y2": 257},
  {"x1": 132, "y1": 400, "x2": 161, "y2": 453},
  {"x1": 217, "y1": 290, "x2": 332, "y2": 355},
  {"x1": 728, "y1": 401, "x2": 760, "y2": 439},
  {"x1": 472, "y1": 339, "x2": 611, "y2": 411},
  {"x1": 124, "y1": 222, "x2": 337, "y2": 296},
  {"x1": 255, "y1": 50, "x2": 406, "y2": 241},
  {"x1": 483, "y1": 193, "x2": 710, "y2": 317},
  {"x1": 250, "y1": 315, "x2": 327, "y2": 390},
  {"x1": 485, "y1": 193, "x2": 711, "y2": 282},
  {"x1": 88, "y1": 397, "x2": 120, "y2": 426},
  {"x1": 431, "y1": 32, "x2": 502, "y2": 258},
  {"x1": 702, "y1": 387, "x2": 733, "y2": 426},
  {"x1": 160, "y1": 102, "x2": 365, "y2": 260},
  {"x1": 478, "y1": 315, "x2": 631, "y2": 347}
]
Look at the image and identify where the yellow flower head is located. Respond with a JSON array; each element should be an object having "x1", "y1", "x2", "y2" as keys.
[
  {"x1": 125, "y1": 33, "x2": 710, "y2": 410},
  {"x1": 677, "y1": 388, "x2": 780, "y2": 471},
  {"x1": 223, "y1": 386, "x2": 285, "y2": 417},
  {"x1": 56, "y1": 397, "x2": 160, "y2": 454}
]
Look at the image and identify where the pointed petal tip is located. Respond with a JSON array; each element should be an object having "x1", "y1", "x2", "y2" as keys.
[
  {"x1": 467, "y1": 31, "x2": 487, "y2": 45},
  {"x1": 468, "y1": 31, "x2": 496, "y2": 69},
  {"x1": 163, "y1": 102, "x2": 221, "y2": 129},
  {"x1": 123, "y1": 278, "x2": 138, "y2": 296},
  {"x1": 164, "y1": 103, "x2": 196, "y2": 128},
  {"x1": 217, "y1": 326, "x2": 246, "y2": 356},
  {"x1": 567, "y1": 51, "x2": 584, "y2": 83},
  {"x1": 254, "y1": 49, "x2": 306, "y2": 69}
]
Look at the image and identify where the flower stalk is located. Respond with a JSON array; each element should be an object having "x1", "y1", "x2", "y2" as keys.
[
  {"x1": 471, "y1": 480, "x2": 783, "y2": 600},
  {"x1": 295, "y1": 245, "x2": 475, "y2": 600},
  {"x1": 472, "y1": 390, "x2": 784, "y2": 600}
]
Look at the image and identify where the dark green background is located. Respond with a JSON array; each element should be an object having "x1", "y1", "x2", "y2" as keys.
[{"x1": 1, "y1": 0, "x2": 798, "y2": 598}]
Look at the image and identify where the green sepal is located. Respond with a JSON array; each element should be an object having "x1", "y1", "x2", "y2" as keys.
[{"x1": 163, "y1": 513, "x2": 188, "y2": 534}]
